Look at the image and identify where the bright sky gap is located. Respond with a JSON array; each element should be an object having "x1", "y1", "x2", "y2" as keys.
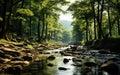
[{"x1": 60, "y1": 0, "x2": 76, "y2": 21}]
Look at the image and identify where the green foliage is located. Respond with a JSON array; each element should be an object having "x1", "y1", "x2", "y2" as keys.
[
  {"x1": 71, "y1": 20, "x2": 85, "y2": 42},
  {"x1": 0, "y1": 17, "x2": 3, "y2": 21},
  {"x1": 27, "y1": 44, "x2": 34, "y2": 49},
  {"x1": 0, "y1": 39, "x2": 9, "y2": 43},
  {"x1": 68, "y1": 0, "x2": 120, "y2": 43},
  {"x1": 62, "y1": 29, "x2": 72, "y2": 43},
  {"x1": 16, "y1": 8, "x2": 34, "y2": 16},
  {"x1": 14, "y1": 16, "x2": 26, "y2": 21}
]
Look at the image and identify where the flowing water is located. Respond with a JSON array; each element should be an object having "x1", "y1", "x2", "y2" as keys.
[
  {"x1": 22, "y1": 46, "x2": 120, "y2": 75},
  {"x1": 22, "y1": 46, "x2": 82, "y2": 75}
]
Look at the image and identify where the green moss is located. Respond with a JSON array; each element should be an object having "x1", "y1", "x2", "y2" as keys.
[
  {"x1": 0, "y1": 39, "x2": 9, "y2": 43},
  {"x1": 27, "y1": 44, "x2": 34, "y2": 50}
]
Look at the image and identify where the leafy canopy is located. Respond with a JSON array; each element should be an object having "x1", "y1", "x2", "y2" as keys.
[{"x1": 16, "y1": 8, "x2": 34, "y2": 16}]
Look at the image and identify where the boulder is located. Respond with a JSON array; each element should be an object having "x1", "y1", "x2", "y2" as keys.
[
  {"x1": 0, "y1": 57, "x2": 10, "y2": 63},
  {"x1": 98, "y1": 50, "x2": 110, "y2": 54},
  {"x1": 0, "y1": 50, "x2": 5, "y2": 58},
  {"x1": 63, "y1": 58, "x2": 69, "y2": 64},
  {"x1": 1, "y1": 47, "x2": 21, "y2": 57},
  {"x1": 5, "y1": 65, "x2": 23, "y2": 74},
  {"x1": 101, "y1": 61, "x2": 119, "y2": 75},
  {"x1": 47, "y1": 55, "x2": 55, "y2": 60},
  {"x1": 72, "y1": 58, "x2": 82, "y2": 62},
  {"x1": 58, "y1": 67, "x2": 68, "y2": 70},
  {"x1": 9, "y1": 61, "x2": 30, "y2": 66},
  {"x1": 84, "y1": 61, "x2": 97, "y2": 67},
  {"x1": 22, "y1": 56, "x2": 32, "y2": 61},
  {"x1": 47, "y1": 63, "x2": 54, "y2": 67},
  {"x1": 11, "y1": 57, "x2": 23, "y2": 61},
  {"x1": 0, "y1": 57, "x2": 5, "y2": 63}
]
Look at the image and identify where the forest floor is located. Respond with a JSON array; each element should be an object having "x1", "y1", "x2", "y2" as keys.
[
  {"x1": 0, "y1": 39, "x2": 64, "y2": 74},
  {"x1": 85, "y1": 38, "x2": 120, "y2": 53}
]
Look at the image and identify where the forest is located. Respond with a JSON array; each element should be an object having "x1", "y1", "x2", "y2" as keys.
[
  {"x1": 0, "y1": 0, "x2": 120, "y2": 75},
  {"x1": 0, "y1": 0, "x2": 71, "y2": 43},
  {"x1": 0, "y1": 0, "x2": 120, "y2": 44},
  {"x1": 69, "y1": 0, "x2": 120, "y2": 43}
]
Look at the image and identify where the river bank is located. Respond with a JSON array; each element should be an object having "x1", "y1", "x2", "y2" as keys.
[
  {"x1": 0, "y1": 38, "x2": 120, "y2": 75},
  {"x1": 0, "y1": 39, "x2": 64, "y2": 75},
  {"x1": 85, "y1": 38, "x2": 120, "y2": 53}
]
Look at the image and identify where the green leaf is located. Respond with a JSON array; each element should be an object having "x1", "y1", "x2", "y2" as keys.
[{"x1": 16, "y1": 8, "x2": 34, "y2": 16}]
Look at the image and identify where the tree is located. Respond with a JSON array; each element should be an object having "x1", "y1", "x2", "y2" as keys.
[{"x1": 0, "y1": 0, "x2": 21, "y2": 39}]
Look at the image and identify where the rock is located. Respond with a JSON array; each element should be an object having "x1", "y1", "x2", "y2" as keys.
[
  {"x1": 5, "y1": 65, "x2": 23, "y2": 74},
  {"x1": 0, "y1": 57, "x2": 10, "y2": 63},
  {"x1": 47, "y1": 63, "x2": 54, "y2": 67},
  {"x1": 99, "y1": 50, "x2": 110, "y2": 54},
  {"x1": 101, "y1": 61, "x2": 119, "y2": 75},
  {"x1": 107, "y1": 58, "x2": 118, "y2": 62},
  {"x1": 77, "y1": 45, "x2": 83, "y2": 50},
  {"x1": 72, "y1": 63, "x2": 82, "y2": 67},
  {"x1": 0, "y1": 57, "x2": 5, "y2": 63},
  {"x1": 0, "y1": 50, "x2": 5, "y2": 58},
  {"x1": 44, "y1": 52, "x2": 51, "y2": 54},
  {"x1": 22, "y1": 49, "x2": 31, "y2": 53},
  {"x1": 72, "y1": 58, "x2": 82, "y2": 62},
  {"x1": 63, "y1": 58, "x2": 69, "y2": 64},
  {"x1": 4, "y1": 54, "x2": 13, "y2": 59},
  {"x1": 9, "y1": 61, "x2": 30, "y2": 66},
  {"x1": 14, "y1": 43, "x2": 24, "y2": 47},
  {"x1": 84, "y1": 61, "x2": 97, "y2": 67},
  {"x1": 11, "y1": 57, "x2": 23, "y2": 61},
  {"x1": 58, "y1": 67, "x2": 68, "y2": 70},
  {"x1": 47, "y1": 55, "x2": 55, "y2": 60},
  {"x1": 0, "y1": 50, "x2": 13, "y2": 58},
  {"x1": 1, "y1": 47, "x2": 21, "y2": 57},
  {"x1": 70, "y1": 45, "x2": 78, "y2": 50},
  {"x1": 60, "y1": 51, "x2": 64, "y2": 55},
  {"x1": 54, "y1": 51, "x2": 58, "y2": 53},
  {"x1": 22, "y1": 56, "x2": 32, "y2": 61}
]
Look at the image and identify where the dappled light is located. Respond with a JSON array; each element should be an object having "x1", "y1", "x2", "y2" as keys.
[{"x1": 0, "y1": 0, "x2": 120, "y2": 75}]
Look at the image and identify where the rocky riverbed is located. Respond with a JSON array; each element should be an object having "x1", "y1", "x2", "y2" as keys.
[
  {"x1": 23, "y1": 45, "x2": 120, "y2": 75},
  {"x1": 0, "y1": 40, "x2": 63, "y2": 75},
  {"x1": 0, "y1": 40, "x2": 120, "y2": 75}
]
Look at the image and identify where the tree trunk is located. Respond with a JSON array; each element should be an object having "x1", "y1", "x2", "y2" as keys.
[
  {"x1": 29, "y1": 1, "x2": 32, "y2": 37},
  {"x1": 40, "y1": 9, "x2": 45, "y2": 41},
  {"x1": 44, "y1": 14, "x2": 48, "y2": 40},
  {"x1": 107, "y1": 3, "x2": 112, "y2": 37},
  {"x1": 97, "y1": 0, "x2": 101, "y2": 39},
  {"x1": 37, "y1": 16, "x2": 41, "y2": 42},
  {"x1": 0, "y1": 0, "x2": 7, "y2": 39},
  {"x1": 29, "y1": 17, "x2": 32, "y2": 36},
  {"x1": 85, "y1": 18, "x2": 89, "y2": 42},
  {"x1": 117, "y1": 19, "x2": 120, "y2": 35},
  {"x1": 17, "y1": 0, "x2": 24, "y2": 36},
  {"x1": 45, "y1": 21, "x2": 48, "y2": 40},
  {"x1": 6, "y1": 0, "x2": 14, "y2": 40},
  {"x1": 97, "y1": 0, "x2": 104, "y2": 39},
  {"x1": 91, "y1": 0, "x2": 97, "y2": 39},
  {"x1": 116, "y1": 0, "x2": 120, "y2": 35}
]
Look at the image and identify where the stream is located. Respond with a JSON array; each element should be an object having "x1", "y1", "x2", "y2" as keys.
[
  {"x1": 22, "y1": 46, "x2": 120, "y2": 75},
  {"x1": 22, "y1": 46, "x2": 83, "y2": 75}
]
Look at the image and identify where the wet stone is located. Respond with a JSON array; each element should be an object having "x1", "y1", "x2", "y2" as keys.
[{"x1": 47, "y1": 55, "x2": 55, "y2": 60}]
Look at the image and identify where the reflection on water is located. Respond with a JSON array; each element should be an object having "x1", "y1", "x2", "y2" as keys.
[{"x1": 22, "y1": 47, "x2": 82, "y2": 75}]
